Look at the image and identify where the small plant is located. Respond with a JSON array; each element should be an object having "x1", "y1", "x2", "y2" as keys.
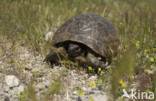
[{"x1": 19, "y1": 84, "x2": 38, "y2": 101}]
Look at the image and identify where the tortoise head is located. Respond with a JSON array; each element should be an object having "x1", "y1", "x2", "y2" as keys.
[{"x1": 67, "y1": 43, "x2": 82, "y2": 57}]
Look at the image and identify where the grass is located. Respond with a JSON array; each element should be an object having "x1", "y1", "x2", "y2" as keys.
[{"x1": 0, "y1": 0, "x2": 156, "y2": 100}]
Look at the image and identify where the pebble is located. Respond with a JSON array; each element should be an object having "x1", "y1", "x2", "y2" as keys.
[
  {"x1": 5, "y1": 75, "x2": 20, "y2": 88},
  {"x1": 81, "y1": 93, "x2": 108, "y2": 101},
  {"x1": 92, "y1": 94, "x2": 108, "y2": 101},
  {"x1": 45, "y1": 31, "x2": 54, "y2": 40}
]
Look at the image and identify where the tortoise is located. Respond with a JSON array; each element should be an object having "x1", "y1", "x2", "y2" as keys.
[{"x1": 44, "y1": 13, "x2": 120, "y2": 68}]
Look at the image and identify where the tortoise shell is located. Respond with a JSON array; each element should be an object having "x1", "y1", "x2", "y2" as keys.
[{"x1": 52, "y1": 14, "x2": 120, "y2": 59}]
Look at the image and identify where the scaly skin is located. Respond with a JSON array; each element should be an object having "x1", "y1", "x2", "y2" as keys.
[
  {"x1": 75, "y1": 53, "x2": 107, "y2": 69},
  {"x1": 44, "y1": 47, "x2": 67, "y2": 67}
]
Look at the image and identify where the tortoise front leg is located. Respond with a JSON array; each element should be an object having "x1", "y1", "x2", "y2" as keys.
[
  {"x1": 44, "y1": 47, "x2": 68, "y2": 67},
  {"x1": 86, "y1": 53, "x2": 108, "y2": 68},
  {"x1": 75, "y1": 53, "x2": 107, "y2": 69}
]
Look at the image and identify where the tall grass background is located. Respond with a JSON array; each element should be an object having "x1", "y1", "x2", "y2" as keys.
[{"x1": 0, "y1": 0, "x2": 156, "y2": 100}]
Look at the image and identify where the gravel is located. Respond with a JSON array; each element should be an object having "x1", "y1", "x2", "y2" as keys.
[{"x1": 0, "y1": 37, "x2": 109, "y2": 101}]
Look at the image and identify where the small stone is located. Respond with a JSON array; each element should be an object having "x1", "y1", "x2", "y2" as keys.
[
  {"x1": 73, "y1": 91, "x2": 77, "y2": 95},
  {"x1": 5, "y1": 75, "x2": 20, "y2": 88},
  {"x1": 4, "y1": 96, "x2": 10, "y2": 101},
  {"x1": 91, "y1": 94, "x2": 108, "y2": 101},
  {"x1": 45, "y1": 31, "x2": 54, "y2": 40},
  {"x1": 89, "y1": 76, "x2": 97, "y2": 81}
]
